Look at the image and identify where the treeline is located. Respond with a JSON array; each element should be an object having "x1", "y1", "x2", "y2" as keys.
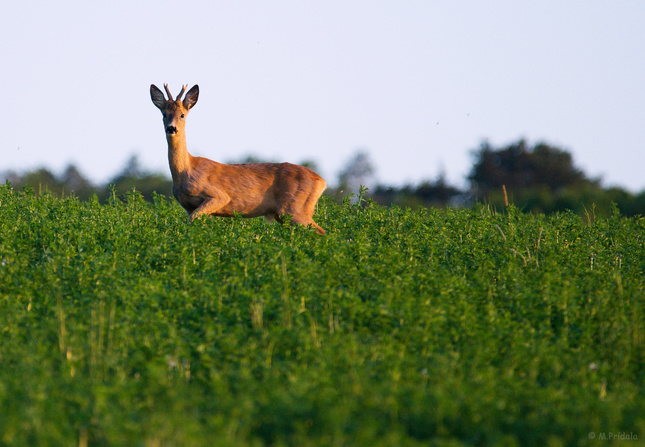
[
  {"x1": 368, "y1": 139, "x2": 645, "y2": 217},
  {"x1": 3, "y1": 140, "x2": 645, "y2": 216},
  {"x1": 1, "y1": 156, "x2": 172, "y2": 203}
]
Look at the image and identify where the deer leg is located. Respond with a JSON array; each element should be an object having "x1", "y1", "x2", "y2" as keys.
[
  {"x1": 289, "y1": 214, "x2": 326, "y2": 235},
  {"x1": 265, "y1": 212, "x2": 284, "y2": 224},
  {"x1": 311, "y1": 222, "x2": 325, "y2": 235},
  {"x1": 281, "y1": 179, "x2": 326, "y2": 234},
  {"x1": 189, "y1": 194, "x2": 231, "y2": 222}
]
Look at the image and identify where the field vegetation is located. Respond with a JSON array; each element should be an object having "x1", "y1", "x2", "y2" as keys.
[{"x1": 0, "y1": 183, "x2": 643, "y2": 446}]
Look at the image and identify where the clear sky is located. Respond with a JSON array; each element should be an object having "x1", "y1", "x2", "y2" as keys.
[{"x1": 2, "y1": 1, "x2": 644, "y2": 191}]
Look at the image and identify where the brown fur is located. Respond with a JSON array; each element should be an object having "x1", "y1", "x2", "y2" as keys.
[{"x1": 150, "y1": 84, "x2": 326, "y2": 234}]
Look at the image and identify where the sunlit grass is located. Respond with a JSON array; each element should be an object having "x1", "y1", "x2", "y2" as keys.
[{"x1": 0, "y1": 184, "x2": 643, "y2": 446}]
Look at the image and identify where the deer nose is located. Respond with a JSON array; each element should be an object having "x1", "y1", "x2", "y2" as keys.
[{"x1": 166, "y1": 125, "x2": 178, "y2": 135}]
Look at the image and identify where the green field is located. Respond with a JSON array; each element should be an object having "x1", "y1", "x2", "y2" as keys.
[{"x1": 0, "y1": 184, "x2": 643, "y2": 446}]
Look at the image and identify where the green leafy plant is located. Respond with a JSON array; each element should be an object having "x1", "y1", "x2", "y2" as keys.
[{"x1": 0, "y1": 183, "x2": 643, "y2": 446}]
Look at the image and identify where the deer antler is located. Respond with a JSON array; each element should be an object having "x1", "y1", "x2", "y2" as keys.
[
  {"x1": 176, "y1": 85, "x2": 188, "y2": 102},
  {"x1": 163, "y1": 84, "x2": 174, "y2": 101}
]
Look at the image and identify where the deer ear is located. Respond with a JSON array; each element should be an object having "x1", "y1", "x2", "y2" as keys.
[
  {"x1": 183, "y1": 85, "x2": 199, "y2": 109},
  {"x1": 150, "y1": 84, "x2": 166, "y2": 109}
]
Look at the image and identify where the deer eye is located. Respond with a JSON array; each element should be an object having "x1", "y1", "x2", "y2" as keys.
[{"x1": 181, "y1": 114, "x2": 185, "y2": 118}]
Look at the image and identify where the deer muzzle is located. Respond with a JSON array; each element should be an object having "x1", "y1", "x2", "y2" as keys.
[{"x1": 165, "y1": 125, "x2": 178, "y2": 135}]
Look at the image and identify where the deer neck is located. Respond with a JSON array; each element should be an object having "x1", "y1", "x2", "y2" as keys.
[{"x1": 166, "y1": 133, "x2": 192, "y2": 179}]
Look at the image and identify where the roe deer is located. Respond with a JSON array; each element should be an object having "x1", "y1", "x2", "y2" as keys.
[{"x1": 150, "y1": 84, "x2": 327, "y2": 234}]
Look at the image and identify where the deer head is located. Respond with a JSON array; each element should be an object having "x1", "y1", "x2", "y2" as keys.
[{"x1": 150, "y1": 84, "x2": 199, "y2": 137}]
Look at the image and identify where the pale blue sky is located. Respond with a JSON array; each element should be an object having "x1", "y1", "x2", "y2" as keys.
[{"x1": 2, "y1": 1, "x2": 644, "y2": 191}]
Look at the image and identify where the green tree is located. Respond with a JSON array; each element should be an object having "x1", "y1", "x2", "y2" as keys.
[
  {"x1": 372, "y1": 171, "x2": 462, "y2": 209},
  {"x1": 465, "y1": 139, "x2": 645, "y2": 215},
  {"x1": 333, "y1": 150, "x2": 376, "y2": 202},
  {"x1": 102, "y1": 155, "x2": 172, "y2": 202},
  {"x1": 60, "y1": 165, "x2": 97, "y2": 200},
  {"x1": 1, "y1": 164, "x2": 97, "y2": 199},
  {"x1": 468, "y1": 139, "x2": 593, "y2": 193}
]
